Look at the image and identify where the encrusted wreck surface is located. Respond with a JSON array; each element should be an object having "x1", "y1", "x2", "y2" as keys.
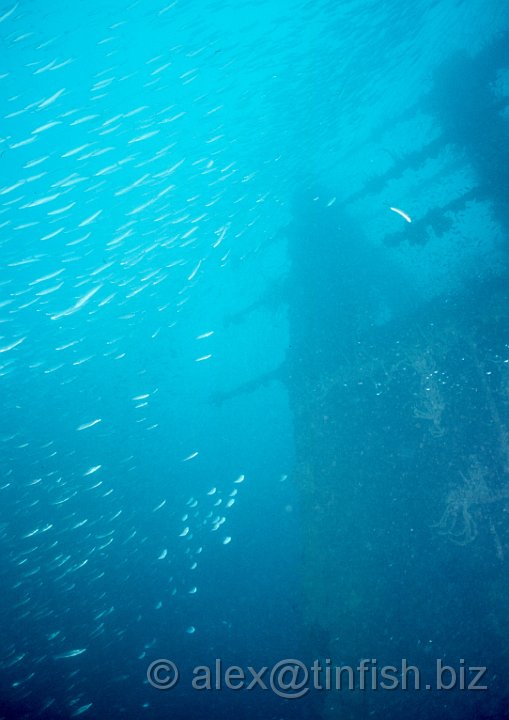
[
  {"x1": 285, "y1": 37, "x2": 509, "y2": 716},
  {"x1": 216, "y1": 33, "x2": 509, "y2": 718},
  {"x1": 288, "y1": 272, "x2": 509, "y2": 718}
]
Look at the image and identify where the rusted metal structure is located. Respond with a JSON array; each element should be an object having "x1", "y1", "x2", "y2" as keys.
[{"x1": 286, "y1": 35, "x2": 509, "y2": 719}]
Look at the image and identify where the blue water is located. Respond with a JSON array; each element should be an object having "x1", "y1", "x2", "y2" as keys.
[{"x1": 1, "y1": 1, "x2": 509, "y2": 718}]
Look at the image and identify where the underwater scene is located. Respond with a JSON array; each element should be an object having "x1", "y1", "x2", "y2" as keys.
[{"x1": 1, "y1": 0, "x2": 509, "y2": 718}]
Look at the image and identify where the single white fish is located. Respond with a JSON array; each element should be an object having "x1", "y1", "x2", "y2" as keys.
[
  {"x1": 34, "y1": 59, "x2": 57, "y2": 75},
  {"x1": 70, "y1": 114, "x2": 98, "y2": 126},
  {"x1": 47, "y1": 202, "x2": 76, "y2": 216},
  {"x1": 38, "y1": 88, "x2": 65, "y2": 109},
  {"x1": 0, "y1": 4, "x2": 18, "y2": 23},
  {"x1": 128, "y1": 130, "x2": 159, "y2": 144},
  {"x1": 51, "y1": 284, "x2": 102, "y2": 320},
  {"x1": 83, "y1": 465, "x2": 101, "y2": 476},
  {"x1": 24, "y1": 156, "x2": 49, "y2": 168},
  {"x1": 36, "y1": 282, "x2": 64, "y2": 296},
  {"x1": 78, "y1": 210, "x2": 102, "y2": 227},
  {"x1": 114, "y1": 174, "x2": 150, "y2": 196},
  {"x1": 29, "y1": 269, "x2": 64, "y2": 286},
  {"x1": 71, "y1": 704, "x2": 93, "y2": 717},
  {"x1": 213, "y1": 223, "x2": 230, "y2": 248},
  {"x1": 0, "y1": 337, "x2": 25, "y2": 353},
  {"x1": 390, "y1": 206, "x2": 412, "y2": 223},
  {"x1": 72, "y1": 519, "x2": 88, "y2": 529},
  {"x1": 187, "y1": 259, "x2": 202, "y2": 281},
  {"x1": 21, "y1": 193, "x2": 60, "y2": 208},
  {"x1": 61, "y1": 144, "x2": 92, "y2": 158},
  {"x1": 54, "y1": 648, "x2": 87, "y2": 659},
  {"x1": 32, "y1": 120, "x2": 61, "y2": 134},
  {"x1": 77, "y1": 419, "x2": 101, "y2": 431}
]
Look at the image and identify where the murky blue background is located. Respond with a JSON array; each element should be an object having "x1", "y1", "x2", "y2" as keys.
[{"x1": 1, "y1": 0, "x2": 508, "y2": 718}]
